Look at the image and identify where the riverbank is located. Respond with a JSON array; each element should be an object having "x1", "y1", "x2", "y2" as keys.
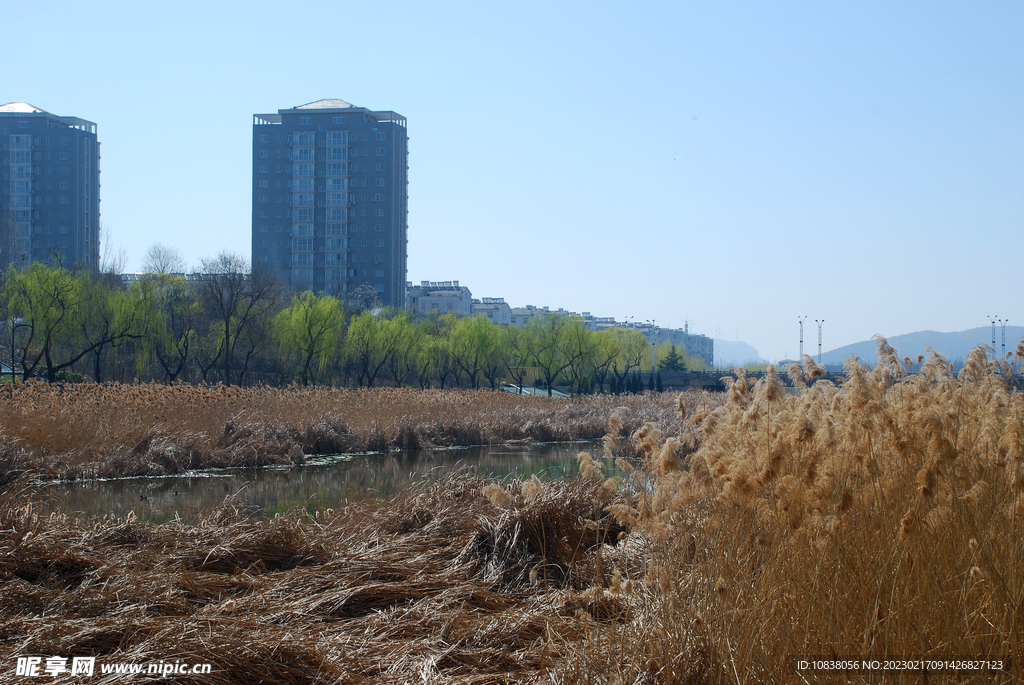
[{"x1": 0, "y1": 385, "x2": 710, "y2": 481}]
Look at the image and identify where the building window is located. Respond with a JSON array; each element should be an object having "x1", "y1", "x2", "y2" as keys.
[
  {"x1": 375, "y1": 224, "x2": 384, "y2": 232},
  {"x1": 375, "y1": 269, "x2": 385, "y2": 277},
  {"x1": 17, "y1": 121, "x2": 28, "y2": 128},
  {"x1": 258, "y1": 240, "x2": 267, "y2": 248},
  {"x1": 376, "y1": 147, "x2": 385, "y2": 156},
  {"x1": 375, "y1": 239, "x2": 384, "y2": 247},
  {"x1": 299, "y1": 116, "x2": 311, "y2": 124},
  {"x1": 276, "y1": 165, "x2": 283, "y2": 173},
  {"x1": 375, "y1": 209, "x2": 385, "y2": 217},
  {"x1": 259, "y1": 135, "x2": 268, "y2": 143},
  {"x1": 376, "y1": 132, "x2": 385, "y2": 141},
  {"x1": 259, "y1": 180, "x2": 269, "y2": 188},
  {"x1": 276, "y1": 150, "x2": 283, "y2": 158},
  {"x1": 259, "y1": 195, "x2": 269, "y2": 203},
  {"x1": 375, "y1": 163, "x2": 385, "y2": 171},
  {"x1": 259, "y1": 165, "x2": 268, "y2": 173},
  {"x1": 318, "y1": 124, "x2": 325, "y2": 132},
  {"x1": 333, "y1": 116, "x2": 344, "y2": 123},
  {"x1": 375, "y1": 178, "x2": 385, "y2": 186},
  {"x1": 259, "y1": 150, "x2": 269, "y2": 158},
  {"x1": 59, "y1": 137, "x2": 68, "y2": 145},
  {"x1": 59, "y1": 196, "x2": 69, "y2": 205},
  {"x1": 258, "y1": 225, "x2": 269, "y2": 233}
]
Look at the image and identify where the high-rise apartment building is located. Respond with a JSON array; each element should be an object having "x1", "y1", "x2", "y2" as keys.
[
  {"x1": 252, "y1": 99, "x2": 408, "y2": 306},
  {"x1": 0, "y1": 102, "x2": 100, "y2": 270}
]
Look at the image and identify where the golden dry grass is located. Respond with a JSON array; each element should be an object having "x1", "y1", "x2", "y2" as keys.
[
  {"x1": 0, "y1": 385, "x2": 693, "y2": 481},
  {"x1": 2, "y1": 342, "x2": 1021, "y2": 683},
  {"x1": 0, "y1": 474, "x2": 632, "y2": 684},
  {"x1": 579, "y1": 344, "x2": 1023, "y2": 683}
]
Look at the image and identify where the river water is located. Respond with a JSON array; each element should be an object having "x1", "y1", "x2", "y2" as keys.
[{"x1": 36, "y1": 442, "x2": 606, "y2": 523}]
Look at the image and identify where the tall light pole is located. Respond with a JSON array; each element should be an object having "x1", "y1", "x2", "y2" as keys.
[
  {"x1": 815, "y1": 319, "x2": 825, "y2": 365},
  {"x1": 7, "y1": 317, "x2": 27, "y2": 386},
  {"x1": 998, "y1": 318, "x2": 1009, "y2": 358},
  {"x1": 798, "y1": 316, "x2": 807, "y2": 358},
  {"x1": 989, "y1": 315, "x2": 997, "y2": 351}
]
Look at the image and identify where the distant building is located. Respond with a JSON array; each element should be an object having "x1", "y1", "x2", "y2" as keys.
[
  {"x1": 252, "y1": 99, "x2": 408, "y2": 306},
  {"x1": 0, "y1": 102, "x2": 100, "y2": 270},
  {"x1": 472, "y1": 297, "x2": 511, "y2": 325},
  {"x1": 510, "y1": 305, "x2": 549, "y2": 327},
  {"x1": 407, "y1": 280, "x2": 473, "y2": 317},
  {"x1": 629, "y1": 323, "x2": 714, "y2": 367}
]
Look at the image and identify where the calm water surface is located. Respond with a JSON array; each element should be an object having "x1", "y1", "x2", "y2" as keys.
[{"x1": 37, "y1": 442, "x2": 605, "y2": 523}]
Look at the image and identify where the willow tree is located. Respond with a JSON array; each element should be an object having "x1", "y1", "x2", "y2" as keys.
[{"x1": 275, "y1": 291, "x2": 344, "y2": 385}]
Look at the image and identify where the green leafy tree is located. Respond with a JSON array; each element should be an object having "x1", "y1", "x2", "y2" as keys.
[
  {"x1": 500, "y1": 323, "x2": 535, "y2": 393},
  {"x1": 275, "y1": 291, "x2": 344, "y2": 385},
  {"x1": 385, "y1": 313, "x2": 422, "y2": 387},
  {"x1": 4, "y1": 264, "x2": 153, "y2": 383},
  {"x1": 450, "y1": 315, "x2": 500, "y2": 389},
  {"x1": 609, "y1": 328, "x2": 648, "y2": 393},
  {"x1": 148, "y1": 274, "x2": 202, "y2": 383},
  {"x1": 558, "y1": 318, "x2": 599, "y2": 396},
  {"x1": 346, "y1": 311, "x2": 409, "y2": 387},
  {"x1": 528, "y1": 313, "x2": 574, "y2": 397}
]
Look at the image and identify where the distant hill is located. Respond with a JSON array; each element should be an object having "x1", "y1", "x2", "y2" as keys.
[
  {"x1": 820, "y1": 326, "x2": 1024, "y2": 367},
  {"x1": 714, "y1": 339, "x2": 766, "y2": 368}
]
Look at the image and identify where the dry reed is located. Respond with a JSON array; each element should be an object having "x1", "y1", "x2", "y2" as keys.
[
  {"x1": 571, "y1": 340, "x2": 1023, "y2": 683},
  {"x1": 0, "y1": 386, "x2": 694, "y2": 480}
]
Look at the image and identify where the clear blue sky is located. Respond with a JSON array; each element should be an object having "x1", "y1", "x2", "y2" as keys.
[{"x1": 6, "y1": 1, "x2": 1022, "y2": 361}]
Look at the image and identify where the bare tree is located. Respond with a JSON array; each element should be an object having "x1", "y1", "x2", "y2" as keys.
[
  {"x1": 142, "y1": 242, "x2": 186, "y2": 274},
  {"x1": 99, "y1": 225, "x2": 128, "y2": 274},
  {"x1": 196, "y1": 251, "x2": 280, "y2": 385}
]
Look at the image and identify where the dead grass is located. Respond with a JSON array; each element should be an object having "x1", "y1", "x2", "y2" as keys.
[
  {"x1": 578, "y1": 344, "x2": 1023, "y2": 684},
  {"x1": 0, "y1": 385, "x2": 695, "y2": 480},
  {"x1": 0, "y1": 473, "x2": 634, "y2": 684},
  {"x1": 4, "y1": 341, "x2": 1020, "y2": 682}
]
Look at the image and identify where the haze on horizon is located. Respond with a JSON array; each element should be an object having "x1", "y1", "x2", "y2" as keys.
[{"x1": 5, "y1": 1, "x2": 1021, "y2": 362}]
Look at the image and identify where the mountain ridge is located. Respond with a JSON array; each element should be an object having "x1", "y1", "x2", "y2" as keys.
[{"x1": 819, "y1": 326, "x2": 1024, "y2": 367}]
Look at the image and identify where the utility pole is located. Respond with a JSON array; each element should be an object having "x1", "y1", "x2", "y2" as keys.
[
  {"x1": 815, "y1": 319, "x2": 825, "y2": 365},
  {"x1": 989, "y1": 315, "x2": 997, "y2": 351},
  {"x1": 998, "y1": 318, "x2": 1009, "y2": 358},
  {"x1": 798, "y1": 316, "x2": 807, "y2": 358}
]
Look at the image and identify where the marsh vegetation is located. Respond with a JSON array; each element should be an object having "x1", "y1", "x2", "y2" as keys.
[{"x1": 2, "y1": 340, "x2": 1022, "y2": 683}]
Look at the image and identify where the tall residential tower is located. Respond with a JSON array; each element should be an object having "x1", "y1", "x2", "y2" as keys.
[
  {"x1": 0, "y1": 102, "x2": 100, "y2": 270},
  {"x1": 252, "y1": 99, "x2": 408, "y2": 306}
]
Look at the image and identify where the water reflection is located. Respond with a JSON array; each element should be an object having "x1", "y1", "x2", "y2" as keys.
[{"x1": 38, "y1": 442, "x2": 606, "y2": 523}]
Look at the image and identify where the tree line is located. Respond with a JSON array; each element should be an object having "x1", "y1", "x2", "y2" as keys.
[{"x1": 0, "y1": 253, "x2": 702, "y2": 393}]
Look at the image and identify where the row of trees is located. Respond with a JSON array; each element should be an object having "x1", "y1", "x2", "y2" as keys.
[{"x1": 0, "y1": 255, "x2": 702, "y2": 393}]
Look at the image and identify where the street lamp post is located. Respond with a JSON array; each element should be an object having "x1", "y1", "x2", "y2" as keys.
[
  {"x1": 815, "y1": 319, "x2": 825, "y2": 366},
  {"x1": 989, "y1": 315, "x2": 997, "y2": 351},
  {"x1": 798, "y1": 316, "x2": 807, "y2": 358},
  {"x1": 998, "y1": 318, "x2": 1009, "y2": 358},
  {"x1": 8, "y1": 318, "x2": 27, "y2": 386}
]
